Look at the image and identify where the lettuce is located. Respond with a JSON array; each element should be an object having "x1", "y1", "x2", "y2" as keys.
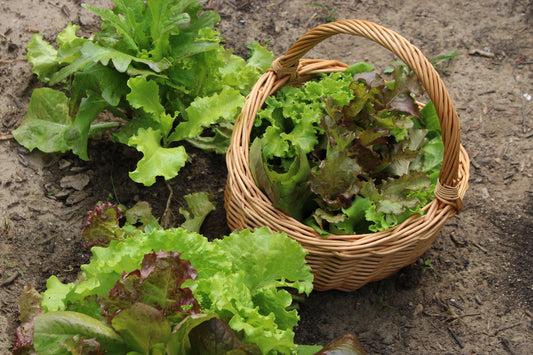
[
  {"x1": 251, "y1": 64, "x2": 444, "y2": 235},
  {"x1": 14, "y1": 0, "x2": 273, "y2": 186},
  {"x1": 28, "y1": 250, "x2": 261, "y2": 354},
  {"x1": 38, "y1": 226, "x2": 313, "y2": 354}
]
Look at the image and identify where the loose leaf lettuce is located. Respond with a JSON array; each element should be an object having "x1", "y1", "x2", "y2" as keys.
[
  {"x1": 252, "y1": 64, "x2": 444, "y2": 235},
  {"x1": 30, "y1": 251, "x2": 250, "y2": 354},
  {"x1": 15, "y1": 0, "x2": 273, "y2": 185},
  {"x1": 179, "y1": 192, "x2": 216, "y2": 233},
  {"x1": 26, "y1": 34, "x2": 61, "y2": 81},
  {"x1": 33, "y1": 311, "x2": 126, "y2": 354},
  {"x1": 12, "y1": 88, "x2": 111, "y2": 161},
  {"x1": 127, "y1": 127, "x2": 188, "y2": 185},
  {"x1": 82, "y1": 202, "x2": 125, "y2": 248},
  {"x1": 39, "y1": 225, "x2": 313, "y2": 354}
]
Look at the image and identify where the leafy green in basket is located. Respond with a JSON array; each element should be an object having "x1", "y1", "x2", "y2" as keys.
[{"x1": 251, "y1": 63, "x2": 444, "y2": 235}]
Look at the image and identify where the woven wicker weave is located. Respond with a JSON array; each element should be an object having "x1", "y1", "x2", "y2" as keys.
[{"x1": 225, "y1": 20, "x2": 470, "y2": 292}]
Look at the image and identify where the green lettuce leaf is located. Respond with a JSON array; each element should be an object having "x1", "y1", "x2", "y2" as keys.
[
  {"x1": 69, "y1": 65, "x2": 129, "y2": 116},
  {"x1": 250, "y1": 138, "x2": 314, "y2": 220},
  {"x1": 50, "y1": 41, "x2": 171, "y2": 85},
  {"x1": 169, "y1": 86, "x2": 245, "y2": 142},
  {"x1": 56, "y1": 23, "x2": 87, "y2": 64},
  {"x1": 26, "y1": 34, "x2": 60, "y2": 81},
  {"x1": 12, "y1": 88, "x2": 109, "y2": 160},
  {"x1": 179, "y1": 192, "x2": 216, "y2": 233},
  {"x1": 128, "y1": 127, "x2": 188, "y2": 185},
  {"x1": 33, "y1": 311, "x2": 126, "y2": 355},
  {"x1": 110, "y1": 302, "x2": 171, "y2": 353}
]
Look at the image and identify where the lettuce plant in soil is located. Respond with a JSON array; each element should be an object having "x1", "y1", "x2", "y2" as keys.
[
  {"x1": 250, "y1": 63, "x2": 444, "y2": 235},
  {"x1": 12, "y1": 202, "x2": 365, "y2": 354},
  {"x1": 13, "y1": 0, "x2": 273, "y2": 186}
]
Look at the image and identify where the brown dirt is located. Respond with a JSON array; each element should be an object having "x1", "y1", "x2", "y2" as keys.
[{"x1": 1, "y1": 0, "x2": 532, "y2": 354}]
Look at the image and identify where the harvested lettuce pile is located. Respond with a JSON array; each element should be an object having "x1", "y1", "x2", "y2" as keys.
[{"x1": 250, "y1": 63, "x2": 444, "y2": 235}]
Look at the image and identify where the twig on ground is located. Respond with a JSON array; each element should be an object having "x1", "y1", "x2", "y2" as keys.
[
  {"x1": 0, "y1": 134, "x2": 14, "y2": 141},
  {"x1": 0, "y1": 58, "x2": 25, "y2": 64},
  {"x1": 469, "y1": 49, "x2": 495, "y2": 58},
  {"x1": 447, "y1": 327, "x2": 464, "y2": 349},
  {"x1": 493, "y1": 322, "x2": 521, "y2": 336},
  {"x1": 424, "y1": 311, "x2": 481, "y2": 323},
  {"x1": 501, "y1": 337, "x2": 516, "y2": 355},
  {"x1": 1, "y1": 271, "x2": 20, "y2": 287},
  {"x1": 472, "y1": 242, "x2": 488, "y2": 253},
  {"x1": 520, "y1": 88, "x2": 528, "y2": 133},
  {"x1": 161, "y1": 180, "x2": 175, "y2": 229},
  {"x1": 449, "y1": 298, "x2": 464, "y2": 311},
  {"x1": 9, "y1": 94, "x2": 24, "y2": 109}
]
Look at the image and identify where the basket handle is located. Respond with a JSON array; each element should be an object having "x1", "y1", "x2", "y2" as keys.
[{"x1": 270, "y1": 19, "x2": 464, "y2": 211}]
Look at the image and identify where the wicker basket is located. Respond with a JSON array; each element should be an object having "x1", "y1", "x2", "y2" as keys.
[{"x1": 225, "y1": 20, "x2": 470, "y2": 292}]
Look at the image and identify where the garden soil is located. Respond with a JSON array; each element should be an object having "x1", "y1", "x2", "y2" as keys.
[{"x1": 1, "y1": 0, "x2": 532, "y2": 353}]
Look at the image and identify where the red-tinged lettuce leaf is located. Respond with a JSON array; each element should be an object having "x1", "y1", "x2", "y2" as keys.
[
  {"x1": 82, "y1": 202, "x2": 125, "y2": 248},
  {"x1": 381, "y1": 65, "x2": 423, "y2": 118},
  {"x1": 62, "y1": 334, "x2": 102, "y2": 354},
  {"x1": 361, "y1": 172, "x2": 432, "y2": 232},
  {"x1": 315, "y1": 334, "x2": 367, "y2": 355},
  {"x1": 376, "y1": 172, "x2": 431, "y2": 215},
  {"x1": 308, "y1": 114, "x2": 364, "y2": 210},
  {"x1": 32, "y1": 311, "x2": 126, "y2": 355},
  {"x1": 11, "y1": 284, "x2": 43, "y2": 354},
  {"x1": 110, "y1": 302, "x2": 172, "y2": 354},
  {"x1": 11, "y1": 327, "x2": 35, "y2": 355},
  {"x1": 187, "y1": 317, "x2": 262, "y2": 354},
  {"x1": 308, "y1": 149, "x2": 362, "y2": 210},
  {"x1": 101, "y1": 250, "x2": 200, "y2": 321}
]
